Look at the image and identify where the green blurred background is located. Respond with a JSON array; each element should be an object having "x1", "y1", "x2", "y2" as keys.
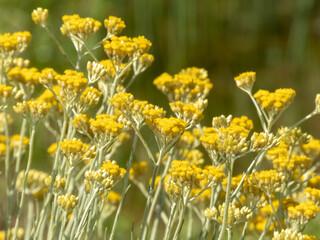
[{"x1": 1, "y1": 0, "x2": 320, "y2": 238}]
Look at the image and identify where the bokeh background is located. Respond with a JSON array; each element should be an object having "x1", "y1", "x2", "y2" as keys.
[{"x1": 1, "y1": 0, "x2": 320, "y2": 238}]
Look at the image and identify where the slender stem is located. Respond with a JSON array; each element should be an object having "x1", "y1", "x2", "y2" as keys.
[
  {"x1": 217, "y1": 157, "x2": 234, "y2": 240},
  {"x1": 201, "y1": 185, "x2": 216, "y2": 239},
  {"x1": 109, "y1": 134, "x2": 138, "y2": 240},
  {"x1": 74, "y1": 189, "x2": 99, "y2": 239},
  {"x1": 4, "y1": 109, "x2": 12, "y2": 240},
  {"x1": 58, "y1": 213, "x2": 68, "y2": 240},
  {"x1": 173, "y1": 203, "x2": 187, "y2": 240},
  {"x1": 138, "y1": 151, "x2": 163, "y2": 240},
  {"x1": 240, "y1": 221, "x2": 249, "y2": 240},
  {"x1": 43, "y1": 26, "x2": 76, "y2": 69},
  {"x1": 164, "y1": 202, "x2": 177, "y2": 240},
  {"x1": 186, "y1": 205, "x2": 193, "y2": 240},
  {"x1": 245, "y1": 90, "x2": 267, "y2": 132},
  {"x1": 227, "y1": 228, "x2": 233, "y2": 240},
  {"x1": 13, "y1": 125, "x2": 36, "y2": 239}
]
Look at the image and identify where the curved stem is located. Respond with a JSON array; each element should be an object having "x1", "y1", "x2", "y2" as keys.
[
  {"x1": 109, "y1": 134, "x2": 138, "y2": 240},
  {"x1": 13, "y1": 125, "x2": 36, "y2": 239}
]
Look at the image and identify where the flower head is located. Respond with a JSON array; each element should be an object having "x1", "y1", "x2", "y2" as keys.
[
  {"x1": 104, "y1": 16, "x2": 126, "y2": 37},
  {"x1": 31, "y1": 8, "x2": 48, "y2": 27}
]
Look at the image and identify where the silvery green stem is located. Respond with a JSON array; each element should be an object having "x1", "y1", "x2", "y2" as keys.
[
  {"x1": 109, "y1": 134, "x2": 138, "y2": 240},
  {"x1": 13, "y1": 125, "x2": 36, "y2": 239},
  {"x1": 217, "y1": 157, "x2": 234, "y2": 240}
]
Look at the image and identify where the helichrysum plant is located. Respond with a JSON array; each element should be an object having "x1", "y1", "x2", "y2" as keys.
[{"x1": 1, "y1": 7, "x2": 320, "y2": 240}]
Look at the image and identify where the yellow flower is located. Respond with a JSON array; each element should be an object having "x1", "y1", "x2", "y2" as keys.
[
  {"x1": 305, "y1": 187, "x2": 320, "y2": 205},
  {"x1": 89, "y1": 113, "x2": 123, "y2": 144},
  {"x1": 147, "y1": 117, "x2": 187, "y2": 142},
  {"x1": 7, "y1": 67, "x2": 40, "y2": 85},
  {"x1": 153, "y1": 67, "x2": 212, "y2": 103},
  {"x1": 31, "y1": 8, "x2": 48, "y2": 27},
  {"x1": 0, "y1": 31, "x2": 31, "y2": 55},
  {"x1": 106, "y1": 191, "x2": 122, "y2": 206},
  {"x1": 60, "y1": 14, "x2": 101, "y2": 41},
  {"x1": 13, "y1": 99, "x2": 51, "y2": 123},
  {"x1": 57, "y1": 194, "x2": 79, "y2": 212},
  {"x1": 248, "y1": 170, "x2": 285, "y2": 195},
  {"x1": 129, "y1": 161, "x2": 147, "y2": 180},
  {"x1": 234, "y1": 71, "x2": 256, "y2": 91},
  {"x1": 104, "y1": 16, "x2": 126, "y2": 36},
  {"x1": 85, "y1": 160, "x2": 126, "y2": 191},
  {"x1": 254, "y1": 88, "x2": 296, "y2": 115},
  {"x1": 78, "y1": 87, "x2": 102, "y2": 112},
  {"x1": 59, "y1": 138, "x2": 95, "y2": 165}
]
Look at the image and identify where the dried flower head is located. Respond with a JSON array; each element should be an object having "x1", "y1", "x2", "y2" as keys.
[
  {"x1": 59, "y1": 138, "x2": 95, "y2": 166},
  {"x1": 57, "y1": 194, "x2": 79, "y2": 212},
  {"x1": 234, "y1": 71, "x2": 256, "y2": 91},
  {"x1": 84, "y1": 160, "x2": 126, "y2": 192},
  {"x1": 31, "y1": 8, "x2": 49, "y2": 27},
  {"x1": 104, "y1": 16, "x2": 126, "y2": 37},
  {"x1": 254, "y1": 88, "x2": 296, "y2": 116}
]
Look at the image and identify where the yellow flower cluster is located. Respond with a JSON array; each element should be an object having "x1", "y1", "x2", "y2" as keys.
[
  {"x1": 13, "y1": 99, "x2": 50, "y2": 122},
  {"x1": 266, "y1": 141, "x2": 288, "y2": 160},
  {"x1": 88, "y1": 114, "x2": 124, "y2": 144},
  {"x1": 59, "y1": 138, "x2": 95, "y2": 166},
  {"x1": 254, "y1": 88, "x2": 296, "y2": 115},
  {"x1": 60, "y1": 14, "x2": 101, "y2": 39},
  {"x1": 204, "y1": 203, "x2": 252, "y2": 227},
  {"x1": 234, "y1": 71, "x2": 256, "y2": 91},
  {"x1": 37, "y1": 87, "x2": 62, "y2": 113},
  {"x1": 104, "y1": 16, "x2": 126, "y2": 36},
  {"x1": 250, "y1": 132, "x2": 276, "y2": 151},
  {"x1": 211, "y1": 115, "x2": 233, "y2": 129},
  {"x1": 129, "y1": 161, "x2": 147, "y2": 180},
  {"x1": 302, "y1": 137, "x2": 320, "y2": 159},
  {"x1": 39, "y1": 67, "x2": 57, "y2": 86},
  {"x1": 305, "y1": 187, "x2": 320, "y2": 205},
  {"x1": 44, "y1": 175, "x2": 66, "y2": 192},
  {"x1": 182, "y1": 149, "x2": 204, "y2": 166},
  {"x1": 106, "y1": 191, "x2": 122, "y2": 206},
  {"x1": 153, "y1": 67, "x2": 212, "y2": 102},
  {"x1": 168, "y1": 160, "x2": 203, "y2": 190},
  {"x1": 103, "y1": 35, "x2": 151, "y2": 60},
  {"x1": 12, "y1": 57, "x2": 30, "y2": 69},
  {"x1": 0, "y1": 31, "x2": 31, "y2": 55},
  {"x1": 278, "y1": 127, "x2": 310, "y2": 147},
  {"x1": 169, "y1": 100, "x2": 205, "y2": 127},
  {"x1": 84, "y1": 160, "x2": 126, "y2": 191},
  {"x1": 147, "y1": 117, "x2": 187, "y2": 140},
  {"x1": 10, "y1": 134, "x2": 30, "y2": 150},
  {"x1": 200, "y1": 116, "x2": 253, "y2": 159},
  {"x1": 0, "y1": 84, "x2": 13, "y2": 99},
  {"x1": 55, "y1": 70, "x2": 88, "y2": 101},
  {"x1": 7, "y1": 67, "x2": 41, "y2": 85},
  {"x1": 99, "y1": 59, "x2": 129, "y2": 81},
  {"x1": 248, "y1": 169, "x2": 285, "y2": 195},
  {"x1": 308, "y1": 174, "x2": 320, "y2": 189},
  {"x1": 31, "y1": 8, "x2": 48, "y2": 27},
  {"x1": 287, "y1": 201, "x2": 319, "y2": 222},
  {"x1": 78, "y1": 87, "x2": 102, "y2": 112},
  {"x1": 202, "y1": 165, "x2": 225, "y2": 187},
  {"x1": 57, "y1": 194, "x2": 79, "y2": 212},
  {"x1": 272, "y1": 154, "x2": 312, "y2": 172},
  {"x1": 16, "y1": 169, "x2": 48, "y2": 198},
  {"x1": 272, "y1": 229, "x2": 316, "y2": 240},
  {"x1": 110, "y1": 92, "x2": 165, "y2": 127}
]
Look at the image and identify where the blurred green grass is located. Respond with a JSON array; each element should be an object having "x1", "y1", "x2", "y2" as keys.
[{"x1": 1, "y1": 0, "x2": 320, "y2": 238}]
